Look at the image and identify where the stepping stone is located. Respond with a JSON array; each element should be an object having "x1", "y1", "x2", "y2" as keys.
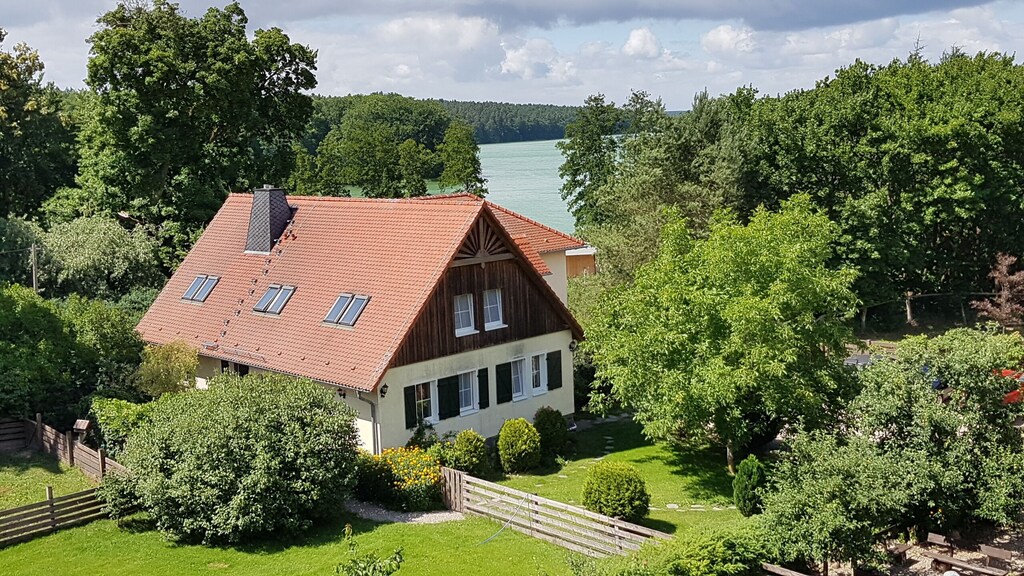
[
  {"x1": 690, "y1": 504, "x2": 705, "y2": 509},
  {"x1": 727, "y1": 505, "x2": 736, "y2": 509},
  {"x1": 535, "y1": 484, "x2": 543, "y2": 487},
  {"x1": 594, "y1": 456, "x2": 605, "y2": 461},
  {"x1": 603, "y1": 436, "x2": 613, "y2": 439},
  {"x1": 665, "y1": 503, "x2": 679, "y2": 510},
  {"x1": 558, "y1": 475, "x2": 568, "y2": 478},
  {"x1": 712, "y1": 506, "x2": 723, "y2": 511}
]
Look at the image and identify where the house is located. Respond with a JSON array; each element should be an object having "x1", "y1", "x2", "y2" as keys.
[{"x1": 136, "y1": 187, "x2": 586, "y2": 453}]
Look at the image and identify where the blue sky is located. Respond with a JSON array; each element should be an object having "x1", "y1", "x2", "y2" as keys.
[{"x1": 2, "y1": 0, "x2": 1023, "y2": 108}]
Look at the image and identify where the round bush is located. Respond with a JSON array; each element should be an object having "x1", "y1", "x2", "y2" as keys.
[
  {"x1": 533, "y1": 406, "x2": 569, "y2": 457},
  {"x1": 121, "y1": 373, "x2": 361, "y2": 543},
  {"x1": 449, "y1": 429, "x2": 488, "y2": 476},
  {"x1": 582, "y1": 461, "x2": 650, "y2": 521},
  {"x1": 733, "y1": 455, "x2": 766, "y2": 517},
  {"x1": 498, "y1": 418, "x2": 542, "y2": 473}
]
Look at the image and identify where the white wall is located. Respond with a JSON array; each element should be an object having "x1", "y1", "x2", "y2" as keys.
[
  {"x1": 376, "y1": 330, "x2": 575, "y2": 449},
  {"x1": 540, "y1": 251, "x2": 568, "y2": 305}
]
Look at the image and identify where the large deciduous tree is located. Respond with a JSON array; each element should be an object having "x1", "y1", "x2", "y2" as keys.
[
  {"x1": 0, "y1": 29, "x2": 78, "y2": 217},
  {"x1": 557, "y1": 93, "x2": 621, "y2": 228},
  {"x1": 78, "y1": 1, "x2": 317, "y2": 266},
  {"x1": 438, "y1": 121, "x2": 487, "y2": 196},
  {"x1": 586, "y1": 196, "x2": 859, "y2": 472}
]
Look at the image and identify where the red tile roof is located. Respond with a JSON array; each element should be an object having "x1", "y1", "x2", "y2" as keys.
[
  {"x1": 136, "y1": 194, "x2": 579, "y2": 391},
  {"x1": 416, "y1": 193, "x2": 586, "y2": 254}
]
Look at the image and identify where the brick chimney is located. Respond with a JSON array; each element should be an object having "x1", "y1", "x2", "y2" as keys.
[{"x1": 245, "y1": 185, "x2": 292, "y2": 253}]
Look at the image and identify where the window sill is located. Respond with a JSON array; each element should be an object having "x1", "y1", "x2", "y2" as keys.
[
  {"x1": 455, "y1": 328, "x2": 479, "y2": 338},
  {"x1": 512, "y1": 393, "x2": 528, "y2": 402},
  {"x1": 532, "y1": 388, "x2": 548, "y2": 396},
  {"x1": 459, "y1": 408, "x2": 479, "y2": 417},
  {"x1": 484, "y1": 323, "x2": 507, "y2": 331}
]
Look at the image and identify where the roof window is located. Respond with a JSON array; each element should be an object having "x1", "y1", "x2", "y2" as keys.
[
  {"x1": 324, "y1": 294, "x2": 370, "y2": 327},
  {"x1": 254, "y1": 285, "x2": 295, "y2": 314},
  {"x1": 182, "y1": 275, "x2": 219, "y2": 302}
]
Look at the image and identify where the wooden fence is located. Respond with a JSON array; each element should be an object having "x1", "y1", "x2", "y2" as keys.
[
  {"x1": 440, "y1": 467, "x2": 671, "y2": 558},
  {"x1": 0, "y1": 487, "x2": 106, "y2": 548},
  {"x1": 0, "y1": 418, "x2": 28, "y2": 452},
  {"x1": 0, "y1": 414, "x2": 128, "y2": 481}
]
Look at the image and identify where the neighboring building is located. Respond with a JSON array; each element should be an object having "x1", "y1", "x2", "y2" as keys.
[{"x1": 136, "y1": 187, "x2": 585, "y2": 453}]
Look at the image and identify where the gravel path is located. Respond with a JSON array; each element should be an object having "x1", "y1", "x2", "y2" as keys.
[{"x1": 344, "y1": 499, "x2": 464, "y2": 524}]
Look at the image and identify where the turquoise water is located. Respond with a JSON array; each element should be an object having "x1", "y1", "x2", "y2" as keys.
[{"x1": 478, "y1": 139, "x2": 574, "y2": 234}]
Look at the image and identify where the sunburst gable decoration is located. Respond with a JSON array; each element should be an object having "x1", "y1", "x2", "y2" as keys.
[{"x1": 456, "y1": 217, "x2": 510, "y2": 260}]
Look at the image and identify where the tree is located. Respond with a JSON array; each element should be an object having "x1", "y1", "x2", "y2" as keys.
[
  {"x1": 398, "y1": 139, "x2": 432, "y2": 197},
  {"x1": 438, "y1": 121, "x2": 487, "y2": 196},
  {"x1": 41, "y1": 215, "x2": 161, "y2": 299},
  {"x1": 116, "y1": 373, "x2": 361, "y2": 543},
  {"x1": 557, "y1": 94, "x2": 621, "y2": 228},
  {"x1": 733, "y1": 455, "x2": 766, "y2": 517},
  {"x1": 972, "y1": 253, "x2": 1024, "y2": 328},
  {"x1": 0, "y1": 217, "x2": 43, "y2": 287},
  {"x1": 135, "y1": 341, "x2": 198, "y2": 398},
  {"x1": 586, "y1": 196, "x2": 859, "y2": 472},
  {"x1": 0, "y1": 29, "x2": 78, "y2": 218},
  {"x1": 79, "y1": 1, "x2": 317, "y2": 267}
]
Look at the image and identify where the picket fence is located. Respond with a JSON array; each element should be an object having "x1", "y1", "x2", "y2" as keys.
[{"x1": 440, "y1": 467, "x2": 671, "y2": 558}]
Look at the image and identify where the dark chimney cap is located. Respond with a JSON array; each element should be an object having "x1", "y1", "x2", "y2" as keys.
[{"x1": 245, "y1": 187, "x2": 292, "y2": 253}]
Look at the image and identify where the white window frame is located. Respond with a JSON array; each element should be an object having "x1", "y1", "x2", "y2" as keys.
[
  {"x1": 531, "y1": 353, "x2": 547, "y2": 395},
  {"x1": 454, "y1": 293, "x2": 477, "y2": 337},
  {"x1": 414, "y1": 380, "x2": 437, "y2": 424},
  {"x1": 458, "y1": 370, "x2": 478, "y2": 416},
  {"x1": 483, "y1": 289, "x2": 505, "y2": 330},
  {"x1": 511, "y1": 358, "x2": 526, "y2": 401}
]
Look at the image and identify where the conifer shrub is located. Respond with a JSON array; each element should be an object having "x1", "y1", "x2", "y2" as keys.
[
  {"x1": 582, "y1": 461, "x2": 650, "y2": 521},
  {"x1": 497, "y1": 418, "x2": 542, "y2": 473},
  {"x1": 733, "y1": 455, "x2": 767, "y2": 517}
]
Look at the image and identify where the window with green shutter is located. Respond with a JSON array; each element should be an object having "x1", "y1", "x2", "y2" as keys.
[
  {"x1": 437, "y1": 375, "x2": 460, "y2": 420},
  {"x1": 496, "y1": 362, "x2": 512, "y2": 404},
  {"x1": 547, "y1": 350, "x2": 562, "y2": 390},
  {"x1": 478, "y1": 368, "x2": 489, "y2": 409}
]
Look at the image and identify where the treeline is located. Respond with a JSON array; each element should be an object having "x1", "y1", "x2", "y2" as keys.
[
  {"x1": 435, "y1": 99, "x2": 579, "y2": 144},
  {"x1": 563, "y1": 50, "x2": 1024, "y2": 319}
]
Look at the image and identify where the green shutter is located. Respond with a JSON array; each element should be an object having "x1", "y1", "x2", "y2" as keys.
[
  {"x1": 496, "y1": 362, "x2": 512, "y2": 404},
  {"x1": 404, "y1": 385, "x2": 417, "y2": 429},
  {"x1": 438, "y1": 376, "x2": 460, "y2": 420},
  {"x1": 547, "y1": 351, "x2": 563, "y2": 390},
  {"x1": 478, "y1": 368, "x2": 489, "y2": 409}
]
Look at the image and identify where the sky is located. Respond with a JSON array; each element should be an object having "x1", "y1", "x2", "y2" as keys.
[{"x1": 2, "y1": 0, "x2": 1023, "y2": 109}]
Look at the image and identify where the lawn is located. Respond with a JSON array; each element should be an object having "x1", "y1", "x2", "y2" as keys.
[
  {"x1": 0, "y1": 514, "x2": 578, "y2": 576},
  {"x1": 0, "y1": 451, "x2": 95, "y2": 509},
  {"x1": 498, "y1": 418, "x2": 746, "y2": 535}
]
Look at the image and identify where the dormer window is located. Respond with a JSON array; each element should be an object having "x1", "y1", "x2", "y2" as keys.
[
  {"x1": 324, "y1": 294, "x2": 370, "y2": 327},
  {"x1": 454, "y1": 293, "x2": 476, "y2": 337},
  {"x1": 254, "y1": 285, "x2": 294, "y2": 315},
  {"x1": 182, "y1": 275, "x2": 219, "y2": 302}
]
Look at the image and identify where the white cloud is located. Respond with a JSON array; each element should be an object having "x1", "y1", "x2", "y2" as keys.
[
  {"x1": 701, "y1": 24, "x2": 756, "y2": 56},
  {"x1": 622, "y1": 27, "x2": 662, "y2": 59},
  {"x1": 500, "y1": 38, "x2": 577, "y2": 83}
]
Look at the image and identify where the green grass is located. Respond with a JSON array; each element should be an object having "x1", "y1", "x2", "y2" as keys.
[
  {"x1": 498, "y1": 419, "x2": 745, "y2": 535},
  {"x1": 0, "y1": 514, "x2": 577, "y2": 576},
  {"x1": 0, "y1": 451, "x2": 95, "y2": 509}
]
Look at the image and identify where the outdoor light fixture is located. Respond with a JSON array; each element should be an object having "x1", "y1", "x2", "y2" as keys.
[{"x1": 380, "y1": 383, "x2": 389, "y2": 398}]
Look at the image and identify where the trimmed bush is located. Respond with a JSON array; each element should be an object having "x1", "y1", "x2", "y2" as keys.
[
  {"x1": 450, "y1": 429, "x2": 488, "y2": 476},
  {"x1": 498, "y1": 418, "x2": 542, "y2": 473},
  {"x1": 733, "y1": 455, "x2": 766, "y2": 517},
  {"x1": 533, "y1": 406, "x2": 569, "y2": 458},
  {"x1": 119, "y1": 373, "x2": 361, "y2": 543},
  {"x1": 581, "y1": 461, "x2": 650, "y2": 521}
]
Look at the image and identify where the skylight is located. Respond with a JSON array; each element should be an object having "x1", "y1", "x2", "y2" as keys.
[
  {"x1": 254, "y1": 285, "x2": 295, "y2": 315},
  {"x1": 324, "y1": 294, "x2": 370, "y2": 327},
  {"x1": 182, "y1": 275, "x2": 219, "y2": 302}
]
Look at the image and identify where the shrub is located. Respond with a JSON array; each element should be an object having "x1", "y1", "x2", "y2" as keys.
[
  {"x1": 450, "y1": 429, "x2": 488, "y2": 476},
  {"x1": 336, "y1": 524, "x2": 404, "y2": 576},
  {"x1": 135, "y1": 341, "x2": 198, "y2": 397},
  {"x1": 733, "y1": 455, "x2": 766, "y2": 517},
  {"x1": 96, "y1": 471, "x2": 139, "y2": 520},
  {"x1": 582, "y1": 461, "x2": 650, "y2": 521},
  {"x1": 121, "y1": 373, "x2": 361, "y2": 543},
  {"x1": 498, "y1": 418, "x2": 542, "y2": 473},
  {"x1": 357, "y1": 447, "x2": 442, "y2": 512},
  {"x1": 405, "y1": 420, "x2": 439, "y2": 449},
  {"x1": 90, "y1": 397, "x2": 153, "y2": 458},
  {"x1": 426, "y1": 438, "x2": 455, "y2": 467},
  {"x1": 533, "y1": 406, "x2": 569, "y2": 458}
]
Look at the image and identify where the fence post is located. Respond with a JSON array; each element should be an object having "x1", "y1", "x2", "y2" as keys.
[
  {"x1": 45, "y1": 485, "x2": 55, "y2": 529},
  {"x1": 99, "y1": 448, "x2": 107, "y2": 477},
  {"x1": 65, "y1": 431, "x2": 75, "y2": 467},
  {"x1": 35, "y1": 413, "x2": 42, "y2": 448}
]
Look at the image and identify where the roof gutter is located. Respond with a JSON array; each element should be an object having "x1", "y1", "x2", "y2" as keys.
[{"x1": 355, "y1": 391, "x2": 381, "y2": 455}]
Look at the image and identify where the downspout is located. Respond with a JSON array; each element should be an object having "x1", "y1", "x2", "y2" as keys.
[{"x1": 356, "y1": 391, "x2": 380, "y2": 455}]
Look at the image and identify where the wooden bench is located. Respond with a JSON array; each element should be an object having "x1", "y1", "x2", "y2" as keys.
[
  {"x1": 762, "y1": 563, "x2": 812, "y2": 576},
  {"x1": 920, "y1": 550, "x2": 1008, "y2": 576},
  {"x1": 927, "y1": 532, "x2": 956, "y2": 555},
  {"x1": 886, "y1": 541, "x2": 912, "y2": 564},
  {"x1": 979, "y1": 544, "x2": 1014, "y2": 568}
]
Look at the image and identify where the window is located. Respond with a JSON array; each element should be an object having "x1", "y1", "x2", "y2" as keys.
[
  {"x1": 483, "y1": 289, "x2": 504, "y2": 330},
  {"x1": 253, "y1": 285, "x2": 294, "y2": 314},
  {"x1": 511, "y1": 359, "x2": 526, "y2": 400},
  {"x1": 531, "y1": 353, "x2": 547, "y2": 394},
  {"x1": 454, "y1": 293, "x2": 476, "y2": 336},
  {"x1": 415, "y1": 382, "x2": 434, "y2": 423},
  {"x1": 458, "y1": 371, "x2": 477, "y2": 414},
  {"x1": 324, "y1": 294, "x2": 370, "y2": 327},
  {"x1": 182, "y1": 275, "x2": 219, "y2": 302}
]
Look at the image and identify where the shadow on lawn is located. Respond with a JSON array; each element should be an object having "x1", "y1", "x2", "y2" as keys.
[
  {"x1": 654, "y1": 445, "x2": 734, "y2": 504},
  {"x1": 0, "y1": 451, "x2": 65, "y2": 475}
]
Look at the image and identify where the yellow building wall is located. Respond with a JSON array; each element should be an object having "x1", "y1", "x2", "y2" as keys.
[{"x1": 540, "y1": 251, "x2": 569, "y2": 305}]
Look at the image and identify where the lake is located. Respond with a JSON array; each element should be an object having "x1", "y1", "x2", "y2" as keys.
[{"x1": 478, "y1": 139, "x2": 574, "y2": 234}]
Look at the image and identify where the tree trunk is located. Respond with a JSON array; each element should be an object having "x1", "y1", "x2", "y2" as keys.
[
  {"x1": 905, "y1": 293, "x2": 916, "y2": 326},
  {"x1": 860, "y1": 306, "x2": 867, "y2": 331},
  {"x1": 726, "y1": 440, "x2": 735, "y2": 475},
  {"x1": 822, "y1": 556, "x2": 829, "y2": 576}
]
